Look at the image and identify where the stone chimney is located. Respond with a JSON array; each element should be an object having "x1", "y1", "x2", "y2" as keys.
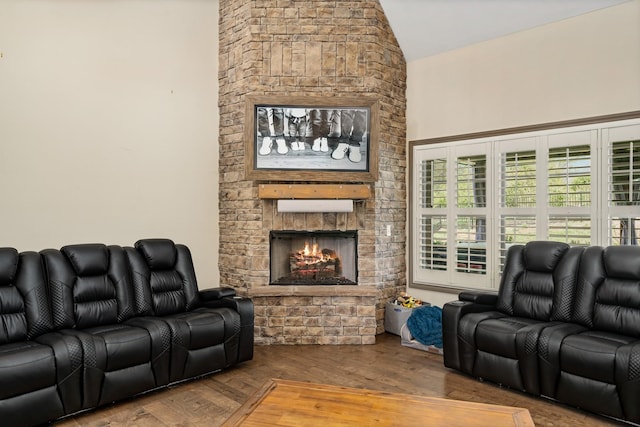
[{"x1": 218, "y1": 0, "x2": 407, "y2": 344}]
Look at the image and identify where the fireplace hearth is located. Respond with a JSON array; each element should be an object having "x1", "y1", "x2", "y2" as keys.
[{"x1": 269, "y1": 230, "x2": 358, "y2": 285}]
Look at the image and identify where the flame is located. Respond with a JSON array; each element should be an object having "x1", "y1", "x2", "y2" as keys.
[
  {"x1": 297, "y1": 241, "x2": 334, "y2": 264},
  {"x1": 284, "y1": 238, "x2": 345, "y2": 282},
  {"x1": 302, "y1": 242, "x2": 320, "y2": 257}
]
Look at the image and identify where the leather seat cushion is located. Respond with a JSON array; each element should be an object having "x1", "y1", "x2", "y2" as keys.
[
  {"x1": 561, "y1": 330, "x2": 635, "y2": 383},
  {"x1": 166, "y1": 311, "x2": 226, "y2": 350},
  {"x1": 0, "y1": 341, "x2": 55, "y2": 400},
  {"x1": 475, "y1": 317, "x2": 542, "y2": 358},
  {"x1": 85, "y1": 324, "x2": 152, "y2": 372}
]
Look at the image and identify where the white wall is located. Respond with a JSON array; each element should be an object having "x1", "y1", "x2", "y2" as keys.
[
  {"x1": 407, "y1": 0, "x2": 640, "y2": 141},
  {"x1": 406, "y1": 1, "x2": 640, "y2": 307},
  {"x1": 0, "y1": 0, "x2": 221, "y2": 286}
]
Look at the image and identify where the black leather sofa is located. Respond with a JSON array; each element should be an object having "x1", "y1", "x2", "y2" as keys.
[
  {"x1": 443, "y1": 241, "x2": 640, "y2": 424},
  {"x1": 0, "y1": 239, "x2": 253, "y2": 427}
]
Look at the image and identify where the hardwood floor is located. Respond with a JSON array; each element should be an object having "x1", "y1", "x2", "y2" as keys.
[{"x1": 54, "y1": 333, "x2": 622, "y2": 426}]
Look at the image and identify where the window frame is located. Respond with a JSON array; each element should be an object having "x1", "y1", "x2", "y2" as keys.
[{"x1": 409, "y1": 112, "x2": 640, "y2": 293}]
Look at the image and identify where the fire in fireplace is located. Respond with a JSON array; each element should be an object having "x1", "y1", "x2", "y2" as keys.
[{"x1": 269, "y1": 230, "x2": 358, "y2": 285}]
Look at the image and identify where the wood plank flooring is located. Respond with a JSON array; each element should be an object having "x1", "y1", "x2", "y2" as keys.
[{"x1": 54, "y1": 333, "x2": 623, "y2": 427}]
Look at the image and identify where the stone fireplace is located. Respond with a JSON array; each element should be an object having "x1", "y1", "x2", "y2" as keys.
[
  {"x1": 218, "y1": 0, "x2": 407, "y2": 345},
  {"x1": 246, "y1": 200, "x2": 380, "y2": 345}
]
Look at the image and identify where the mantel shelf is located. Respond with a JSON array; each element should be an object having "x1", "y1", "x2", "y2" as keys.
[{"x1": 258, "y1": 184, "x2": 371, "y2": 200}]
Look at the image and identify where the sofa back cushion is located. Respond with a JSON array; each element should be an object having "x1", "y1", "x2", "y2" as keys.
[
  {"x1": 126, "y1": 239, "x2": 199, "y2": 316},
  {"x1": 42, "y1": 244, "x2": 135, "y2": 330},
  {"x1": 497, "y1": 241, "x2": 582, "y2": 321},
  {"x1": 573, "y1": 245, "x2": 640, "y2": 336},
  {"x1": 0, "y1": 248, "x2": 53, "y2": 343}
]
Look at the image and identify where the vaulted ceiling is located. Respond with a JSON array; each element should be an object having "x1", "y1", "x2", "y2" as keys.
[{"x1": 378, "y1": 0, "x2": 631, "y2": 62}]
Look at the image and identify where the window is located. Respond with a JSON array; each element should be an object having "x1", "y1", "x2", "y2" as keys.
[
  {"x1": 419, "y1": 215, "x2": 447, "y2": 271},
  {"x1": 501, "y1": 150, "x2": 536, "y2": 208},
  {"x1": 498, "y1": 215, "x2": 536, "y2": 272},
  {"x1": 411, "y1": 118, "x2": 640, "y2": 291},
  {"x1": 417, "y1": 157, "x2": 447, "y2": 269},
  {"x1": 547, "y1": 142, "x2": 593, "y2": 246},
  {"x1": 608, "y1": 140, "x2": 640, "y2": 245}
]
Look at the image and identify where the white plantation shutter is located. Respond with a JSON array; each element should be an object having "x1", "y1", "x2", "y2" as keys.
[
  {"x1": 548, "y1": 216, "x2": 591, "y2": 245},
  {"x1": 413, "y1": 150, "x2": 450, "y2": 283},
  {"x1": 455, "y1": 215, "x2": 487, "y2": 274},
  {"x1": 456, "y1": 155, "x2": 486, "y2": 208},
  {"x1": 609, "y1": 140, "x2": 640, "y2": 206},
  {"x1": 498, "y1": 216, "x2": 536, "y2": 273},
  {"x1": 605, "y1": 125, "x2": 640, "y2": 245},
  {"x1": 418, "y1": 215, "x2": 447, "y2": 271},
  {"x1": 496, "y1": 139, "x2": 538, "y2": 276},
  {"x1": 410, "y1": 118, "x2": 640, "y2": 291},
  {"x1": 609, "y1": 218, "x2": 640, "y2": 245},
  {"x1": 500, "y1": 149, "x2": 536, "y2": 208},
  {"x1": 454, "y1": 154, "x2": 488, "y2": 277},
  {"x1": 419, "y1": 158, "x2": 447, "y2": 209},
  {"x1": 546, "y1": 139, "x2": 593, "y2": 245},
  {"x1": 548, "y1": 145, "x2": 591, "y2": 209}
]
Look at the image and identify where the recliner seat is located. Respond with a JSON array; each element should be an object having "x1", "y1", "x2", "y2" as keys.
[
  {"x1": 125, "y1": 239, "x2": 243, "y2": 381},
  {"x1": 41, "y1": 244, "x2": 169, "y2": 408},
  {"x1": 538, "y1": 245, "x2": 640, "y2": 421},
  {"x1": 449, "y1": 241, "x2": 583, "y2": 394}
]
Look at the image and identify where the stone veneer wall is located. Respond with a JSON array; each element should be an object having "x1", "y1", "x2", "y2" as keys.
[{"x1": 218, "y1": 0, "x2": 406, "y2": 344}]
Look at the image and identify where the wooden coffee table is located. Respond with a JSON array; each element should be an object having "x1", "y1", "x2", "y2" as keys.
[{"x1": 223, "y1": 379, "x2": 535, "y2": 426}]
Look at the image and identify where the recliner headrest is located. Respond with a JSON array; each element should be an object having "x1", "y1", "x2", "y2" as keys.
[
  {"x1": 135, "y1": 239, "x2": 177, "y2": 270},
  {"x1": 523, "y1": 241, "x2": 570, "y2": 273},
  {"x1": 61, "y1": 244, "x2": 109, "y2": 276},
  {"x1": 603, "y1": 246, "x2": 640, "y2": 280},
  {"x1": 0, "y1": 248, "x2": 19, "y2": 286}
]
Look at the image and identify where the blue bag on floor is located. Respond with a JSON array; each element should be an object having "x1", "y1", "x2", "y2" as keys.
[{"x1": 406, "y1": 305, "x2": 443, "y2": 348}]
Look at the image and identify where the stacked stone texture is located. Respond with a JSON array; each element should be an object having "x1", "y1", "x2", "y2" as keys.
[
  {"x1": 219, "y1": 0, "x2": 406, "y2": 344},
  {"x1": 253, "y1": 295, "x2": 378, "y2": 345}
]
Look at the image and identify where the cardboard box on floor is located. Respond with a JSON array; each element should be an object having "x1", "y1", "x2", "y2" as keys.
[{"x1": 384, "y1": 302, "x2": 414, "y2": 336}]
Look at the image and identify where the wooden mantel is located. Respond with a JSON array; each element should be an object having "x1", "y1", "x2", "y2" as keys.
[{"x1": 258, "y1": 184, "x2": 371, "y2": 200}]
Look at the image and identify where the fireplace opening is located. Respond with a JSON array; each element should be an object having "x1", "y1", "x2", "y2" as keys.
[{"x1": 269, "y1": 230, "x2": 358, "y2": 285}]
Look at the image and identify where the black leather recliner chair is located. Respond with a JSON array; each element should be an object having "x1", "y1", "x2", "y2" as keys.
[
  {"x1": 537, "y1": 245, "x2": 640, "y2": 422},
  {"x1": 443, "y1": 241, "x2": 584, "y2": 394},
  {"x1": 443, "y1": 241, "x2": 640, "y2": 424},
  {"x1": 41, "y1": 244, "x2": 164, "y2": 408},
  {"x1": 124, "y1": 238, "x2": 249, "y2": 382},
  {"x1": 0, "y1": 248, "x2": 83, "y2": 426}
]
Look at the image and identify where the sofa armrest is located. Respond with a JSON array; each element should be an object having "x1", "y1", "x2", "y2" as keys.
[
  {"x1": 458, "y1": 291, "x2": 498, "y2": 306},
  {"x1": 202, "y1": 295, "x2": 254, "y2": 363},
  {"x1": 442, "y1": 298, "x2": 498, "y2": 372},
  {"x1": 199, "y1": 287, "x2": 236, "y2": 300}
]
